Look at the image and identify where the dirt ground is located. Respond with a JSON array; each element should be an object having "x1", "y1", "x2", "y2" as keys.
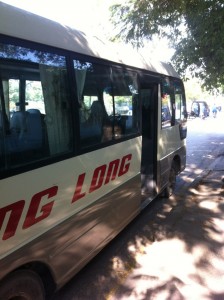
[{"x1": 108, "y1": 167, "x2": 224, "y2": 300}]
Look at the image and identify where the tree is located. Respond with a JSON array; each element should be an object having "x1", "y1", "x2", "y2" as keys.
[{"x1": 110, "y1": 0, "x2": 224, "y2": 91}]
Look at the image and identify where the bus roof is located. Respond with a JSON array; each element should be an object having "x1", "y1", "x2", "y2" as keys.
[{"x1": 0, "y1": 1, "x2": 180, "y2": 78}]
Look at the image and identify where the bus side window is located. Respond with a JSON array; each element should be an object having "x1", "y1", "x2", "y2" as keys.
[
  {"x1": 74, "y1": 60, "x2": 111, "y2": 148},
  {"x1": 161, "y1": 78, "x2": 173, "y2": 128},
  {"x1": 74, "y1": 60, "x2": 140, "y2": 148},
  {"x1": 112, "y1": 68, "x2": 139, "y2": 137},
  {"x1": 174, "y1": 80, "x2": 187, "y2": 122},
  {"x1": 0, "y1": 42, "x2": 73, "y2": 171}
]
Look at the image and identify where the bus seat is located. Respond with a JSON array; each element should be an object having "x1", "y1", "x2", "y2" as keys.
[
  {"x1": 27, "y1": 108, "x2": 40, "y2": 114},
  {"x1": 80, "y1": 101, "x2": 105, "y2": 146},
  {"x1": 10, "y1": 111, "x2": 27, "y2": 138},
  {"x1": 125, "y1": 116, "x2": 133, "y2": 133},
  {"x1": 26, "y1": 109, "x2": 43, "y2": 148},
  {"x1": 80, "y1": 123, "x2": 101, "y2": 139},
  {"x1": 9, "y1": 110, "x2": 43, "y2": 152},
  {"x1": 89, "y1": 101, "x2": 105, "y2": 124}
]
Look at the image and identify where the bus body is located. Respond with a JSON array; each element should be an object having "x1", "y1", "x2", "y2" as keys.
[{"x1": 0, "y1": 2, "x2": 187, "y2": 298}]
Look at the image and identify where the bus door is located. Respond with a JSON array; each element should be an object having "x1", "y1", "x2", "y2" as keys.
[{"x1": 140, "y1": 78, "x2": 159, "y2": 206}]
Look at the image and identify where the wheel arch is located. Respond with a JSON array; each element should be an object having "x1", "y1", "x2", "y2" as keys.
[
  {"x1": 172, "y1": 154, "x2": 181, "y2": 174},
  {"x1": 3, "y1": 261, "x2": 56, "y2": 299}
]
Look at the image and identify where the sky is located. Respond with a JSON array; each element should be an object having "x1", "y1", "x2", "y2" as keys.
[
  {"x1": 1, "y1": 0, "x2": 174, "y2": 61},
  {"x1": 1, "y1": 0, "x2": 118, "y2": 36}
]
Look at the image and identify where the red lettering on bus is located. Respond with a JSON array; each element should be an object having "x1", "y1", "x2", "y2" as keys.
[
  {"x1": 23, "y1": 186, "x2": 58, "y2": 229},
  {"x1": 72, "y1": 173, "x2": 86, "y2": 203},
  {"x1": 89, "y1": 165, "x2": 107, "y2": 193},
  {"x1": 118, "y1": 154, "x2": 132, "y2": 177},
  {"x1": 1, "y1": 153, "x2": 132, "y2": 241},
  {"x1": 104, "y1": 159, "x2": 120, "y2": 185},
  {"x1": 0, "y1": 200, "x2": 25, "y2": 240}
]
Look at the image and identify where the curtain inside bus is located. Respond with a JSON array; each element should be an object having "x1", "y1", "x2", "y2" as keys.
[{"x1": 39, "y1": 65, "x2": 72, "y2": 155}]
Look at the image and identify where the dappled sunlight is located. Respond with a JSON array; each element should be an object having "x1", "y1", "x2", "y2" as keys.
[
  {"x1": 116, "y1": 238, "x2": 213, "y2": 300},
  {"x1": 184, "y1": 164, "x2": 198, "y2": 170},
  {"x1": 204, "y1": 217, "x2": 224, "y2": 243},
  {"x1": 199, "y1": 199, "x2": 221, "y2": 210},
  {"x1": 53, "y1": 188, "x2": 224, "y2": 299},
  {"x1": 53, "y1": 161, "x2": 224, "y2": 300},
  {"x1": 107, "y1": 231, "x2": 224, "y2": 299},
  {"x1": 190, "y1": 167, "x2": 204, "y2": 175},
  {"x1": 104, "y1": 168, "x2": 224, "y2": 299},
  {"x1": 136, "y1": 238, "x2": 196, "y2": 281},
  {"x1": 189, "y1": 184, "x2": 221, "y2": 197}
]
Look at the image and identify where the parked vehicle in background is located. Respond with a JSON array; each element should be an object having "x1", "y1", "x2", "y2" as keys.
[{"x1": 191, "y1": 101, "x2": 210, "y2": 119}]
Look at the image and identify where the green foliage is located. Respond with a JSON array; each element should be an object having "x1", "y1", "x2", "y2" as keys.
[
  {"x1": 25, "y1": 81, "x2": 44, "y2": 102},
  {"x1": 184, "y1": 78, "x2": 212, "y2": 109},
  {"x1": 110, "y1": 0, "x2": 224, "y2": 91},
  {"x1": 8, "y1": 80, "x2": 19, "y2": 104}
]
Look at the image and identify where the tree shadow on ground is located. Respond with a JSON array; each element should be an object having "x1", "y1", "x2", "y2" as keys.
[{"x1": 54, "y1": 170, "x2": 224, "y2": 300}]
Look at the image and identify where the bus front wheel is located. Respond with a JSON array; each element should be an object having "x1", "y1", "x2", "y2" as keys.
[{"x1": 0, "y1": 270, "x2": 45, "y2": 300}]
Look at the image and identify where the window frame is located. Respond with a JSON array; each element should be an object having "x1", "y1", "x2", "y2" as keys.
[{"x1": 0, "y1": 35, "x2": 142, "y2": 178}]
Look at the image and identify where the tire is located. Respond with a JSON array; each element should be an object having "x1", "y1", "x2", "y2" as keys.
[
  {"x1": 0, "y1": 270, "x2": 45, "y2": 300},
  {"x1": 163, "y1": 164, "x2": 177, "y2": 198}
]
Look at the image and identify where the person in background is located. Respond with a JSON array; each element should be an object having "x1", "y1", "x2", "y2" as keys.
[{"x1": 212, "y1": 104, "x2": 217, "y2": 118}]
